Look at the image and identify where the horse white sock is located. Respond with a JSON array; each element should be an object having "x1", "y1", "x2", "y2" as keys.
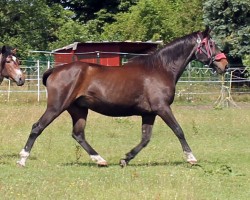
[{"x1": 17, "y1": 149, "x2": 30, "y2": 166}]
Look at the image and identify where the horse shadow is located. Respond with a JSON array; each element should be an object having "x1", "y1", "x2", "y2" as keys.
[
  {"x1": 61, "y1": 159, "x2": 227, "y2": 170},
  {"x1": 61, "y1": 160, "x2": 189, "y2": 168},
  {"x1": 0, "y1": 153, "x2": 37, "y2": 165}
]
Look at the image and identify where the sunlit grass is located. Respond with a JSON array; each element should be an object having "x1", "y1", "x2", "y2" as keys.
[{"x1": 0, "y1": 101, "x2": 249, "y2": 199}]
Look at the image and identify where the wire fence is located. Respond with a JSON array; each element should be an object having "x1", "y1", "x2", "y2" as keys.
[{"x1": 0, "y1": 59, "x2": 249, "y2": 103}]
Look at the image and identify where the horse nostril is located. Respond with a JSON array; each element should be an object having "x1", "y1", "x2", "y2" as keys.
[{"x1": 17, "y1": 76, "x2": 25, "y2": 86}]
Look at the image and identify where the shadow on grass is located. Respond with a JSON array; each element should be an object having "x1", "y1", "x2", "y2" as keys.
[
  {"x1": 61, "y1": 162, "x2": 101, "y2": 167},
  {"x1": 61, "y1": 160, "x2": 189, "y2": 168},
  {"x1": 0, "y1": 153, "x2": 37, "y2": 161},
  {"x1": 0, "y1": 153, "x2": 19, "y2": 159},
  {"x1": 129, "y1": 161, "x2": 185, "y2": 167},
  {"x1": 61, "y1": 159, "x2": 234, "y2": 173}
]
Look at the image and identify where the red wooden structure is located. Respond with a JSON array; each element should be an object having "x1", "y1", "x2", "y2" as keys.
[{"x1": 53, "y1": 41, "x2": 162, "y2": 66}]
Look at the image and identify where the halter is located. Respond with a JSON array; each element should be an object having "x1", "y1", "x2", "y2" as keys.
[{"x1": 196, "y1": 33, "x2": 226, "y2": 66}]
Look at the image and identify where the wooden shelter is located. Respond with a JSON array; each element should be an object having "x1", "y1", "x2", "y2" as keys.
[{"x1": 53, "y1": 41, "x2": 162, "y2": 66}]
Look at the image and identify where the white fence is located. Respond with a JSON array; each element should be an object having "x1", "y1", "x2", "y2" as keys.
[{"x1": 0, "y1": 60, "x2": 249, "y2": 102}]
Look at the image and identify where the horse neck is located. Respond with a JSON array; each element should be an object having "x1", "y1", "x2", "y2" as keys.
[{"x1": 158, "y1": 38, "x2": 197, "y2": 82}]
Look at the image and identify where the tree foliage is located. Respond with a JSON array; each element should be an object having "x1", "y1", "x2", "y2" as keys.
[
  {"x1": 0, "y1": 0, "x2": 53, "y2": 56},
  {"x1": 101, "y1": 0, "x2": 203, "y2": 43},
  {"x1": 0, "y1": 0, "x2": 90, "y2": 57},
  {"x1": 46, "y1": 0, "x2": 138, "y2": 22},
  {"x1": 203, "y1": 0, "x2": 250, "y2": 64}
]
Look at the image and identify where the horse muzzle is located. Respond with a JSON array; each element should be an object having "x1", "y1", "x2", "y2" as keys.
[
  {"x1": 212, "y1": 53, "x2": 228, "y2": 74},
  {"x1": 14, "y1": 74, "x2": 25, "y2": 86}
]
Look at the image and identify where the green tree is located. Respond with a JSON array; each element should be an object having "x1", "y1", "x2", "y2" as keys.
[
  {"x1": 0, "y1": 0, "x2": 89, "y2": 58},
  {"x1": 101, "y1": 0, "x2": 203, "y2": 43},
  {"x1": 46, "y1": 0, "x2": 138, "y2": 22},
  {"x1": 203, "y1": 0, "x2": 250, "y2": 66},
  {"x1": 46, "y1": 0, "x2": 139, "y2": 38},
  {"x1": 48, "y1": 14, "x2": 93, "y2": 50}
]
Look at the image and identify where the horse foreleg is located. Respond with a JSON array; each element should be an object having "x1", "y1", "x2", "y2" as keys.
[
  {"x1": 17, "y1": 108, "x2": 62, "y2": 167},
  {"x1": 67, "y1": 105, "x2": 107, "y2": 167},
  {"x1": 158, "y1": 106, "x2": 197, "y2": 164},
  {"x1": 120, "y1": 115, "x2": 156, "y2": 167}
]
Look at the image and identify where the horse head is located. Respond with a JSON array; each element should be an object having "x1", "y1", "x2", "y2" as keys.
[
  {"x1": 0, "y1": 46, "x2": 25, "y2": 86},
  {"x1": 194, "y1": 27, "x2": 228, "y2": 74}
]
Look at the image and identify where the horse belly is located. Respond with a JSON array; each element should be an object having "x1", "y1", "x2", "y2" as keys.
[
  {"x1": 93, "y1": 104, "x2": 136, "y2": 117},
  {"x1": 75, "y1": 95, "x2": 149, "y2": 117}
]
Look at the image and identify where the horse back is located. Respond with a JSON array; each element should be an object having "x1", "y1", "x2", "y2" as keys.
[{"x1": 42, "y1": 61, "x2": 93, "y2": 86}]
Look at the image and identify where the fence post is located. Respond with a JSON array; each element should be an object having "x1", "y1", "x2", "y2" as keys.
[
  {"x1": 96, "y1": 51, "x2": 100, "y2": 64},
  {"x1": 37, "y1": 60, "x2": 40, "y2": 102},
  {"x1": 45, "y1": 59, "x2": 51, "y2": 99},
  {"x1": 187, "y1": 62, "x2": 191, "y2": 100},
  {"x1": 47, "y1": 59, "x2": 50, "y2": 69},
  {"x1": 7, "y1": 80, "x2": 11, "y2": 101}
]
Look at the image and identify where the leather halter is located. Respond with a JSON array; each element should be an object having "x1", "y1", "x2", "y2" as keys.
[{"x1": 196, "y1": 34, "x2": 226, "y2": 66}]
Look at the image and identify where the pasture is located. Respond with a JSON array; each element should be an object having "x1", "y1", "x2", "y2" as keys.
[{"x1": 0, "y1": 101, "x2": 249, "y2": 199}]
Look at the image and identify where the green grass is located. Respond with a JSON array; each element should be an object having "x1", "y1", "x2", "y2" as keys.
[{"x1": 0, "y1": 101, "x2": 249, "y2": 200}]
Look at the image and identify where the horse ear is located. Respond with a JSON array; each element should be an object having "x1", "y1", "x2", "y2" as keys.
[
  {"x1": 11, "y1": 48, "x2": 17, "y2": 55},
  {"x1": 203, "y1": 26, "x2": 211, "y2": 37},
  {"x1": 1, "y1": 46, "x2": 6, "y2": 54}
]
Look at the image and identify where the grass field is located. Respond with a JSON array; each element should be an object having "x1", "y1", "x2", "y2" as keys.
[{"x1": 0, "y1": 101, "x2": 249, "y2": 200}]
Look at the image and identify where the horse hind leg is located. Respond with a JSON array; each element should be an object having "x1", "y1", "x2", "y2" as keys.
[
  {"x1": 67, "y1": 105, "x2": 107, "y2": 167},
  {"x1": 17, "y1": 107, "x2": 63, "y2": 167},
  {"x1": 120, "y1": 115, "x2": 156, "y2": 167}
]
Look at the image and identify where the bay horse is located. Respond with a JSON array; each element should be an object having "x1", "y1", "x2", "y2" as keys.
[
  {"x1": 0, "y1": 46, "x2": 25, "y2": 86},
  {"x1": 17, "y1": 28, "x2": 228, "y2": 167}
]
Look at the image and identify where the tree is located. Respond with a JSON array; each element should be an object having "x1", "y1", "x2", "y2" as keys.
[
  {"x1": 101, "y1": 0, "x2": 203, "y2": 43},
  {"x1": 0, "y1": 0, "x2": 205, "y2": 58},
  {"x1": 203, "y1": 0, "x2": 250, "y2": 66},
  {"x1": 46, "y1": 0, "x2": 138, "y2": 22},
  {"x1": 46, "y1": 0, "x2": 139, "y2": 38},
  {"x1": 0, "y1": 0, "x2": 90, "y2": 58}
]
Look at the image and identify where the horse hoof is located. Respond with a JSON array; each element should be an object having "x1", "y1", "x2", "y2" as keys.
[
  {"x1": 188, "y1": 160, "x2": 197, "y2": 165},
  {"x1": 119, "y1": 159, "x2": 127, "y2": 168},
  {"x1": 97, "y1": 161, "x2": 108, "y2": 167},
  {"x1": 16, "y1": 161, "x2": 25, "y2": 167},
  {"x1": 184, "y1": 151, "x2": 197, "y2": 165}
]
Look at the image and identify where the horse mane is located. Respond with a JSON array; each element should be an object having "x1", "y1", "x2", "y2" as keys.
[{"x1": 128, "y1": 31, "x2": 199, "y2": 69}]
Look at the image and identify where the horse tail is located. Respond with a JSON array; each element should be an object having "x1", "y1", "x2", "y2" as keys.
[{"x1": 42, "y1": 68, "x2": 54, "y2": 86}]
